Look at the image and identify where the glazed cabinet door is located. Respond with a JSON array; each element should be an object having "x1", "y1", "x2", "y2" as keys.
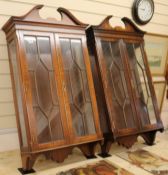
[
  {"x1": 124, "y1": 41, "x2": 163, "y2": 130},
  {"x1": 96, "y1": 38, "x2": 139, "y2": 137},
  {"x1": 56, "y1": 34, "x2": 101, "y2": 143},
  {"x1": 19, "y1": 31, "x2": 69, "y2": 150}
]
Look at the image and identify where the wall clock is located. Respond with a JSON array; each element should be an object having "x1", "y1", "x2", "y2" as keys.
[{"x1": 132, "y1": 0, "x2": 154, "y2": 25}]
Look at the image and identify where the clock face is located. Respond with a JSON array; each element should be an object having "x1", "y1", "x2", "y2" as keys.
[
  {"x1": 138, "y1": 0, "x2": 153, "y2": 21},
  {"x1": 133, "y1": 0, "x2": 154, "y2": 24}
]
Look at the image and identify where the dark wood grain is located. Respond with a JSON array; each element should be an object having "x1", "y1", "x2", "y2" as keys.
[{"x1": 86, "y1": 15, "x2": 164, "y2": 155}]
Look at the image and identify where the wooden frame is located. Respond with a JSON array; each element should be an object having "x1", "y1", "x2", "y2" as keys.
[
  {"x1": 152, "y1": 77, "x2": 166, "y2": 112},
  {"x1": 144, "y1": 34, "x2": 168, "y2": 76},
  {"x1": 2, "y1": 5, "x2": 103, "y2": 172}
]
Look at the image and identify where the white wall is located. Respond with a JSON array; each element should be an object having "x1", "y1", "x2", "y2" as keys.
[{"x1": 0, "y1": 0, "x2": 168, "y2": 151}]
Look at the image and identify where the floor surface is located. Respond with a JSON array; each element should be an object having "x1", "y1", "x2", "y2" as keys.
[{"x1": 0, "y1": 131, "x2": 168, "y2": 175}]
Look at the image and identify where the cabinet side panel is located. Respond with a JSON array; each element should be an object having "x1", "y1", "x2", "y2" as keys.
[{"x1": 9, "y1": 40, "x2": 28, "y2": 147}]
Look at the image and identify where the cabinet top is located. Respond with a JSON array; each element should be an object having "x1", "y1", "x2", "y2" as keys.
[
  {"x1": 89, "y1": 15, "x2": 145, "y2": 36},
  {"x1": 2, "y1": 5, "x2": 88, "y2": 34}
]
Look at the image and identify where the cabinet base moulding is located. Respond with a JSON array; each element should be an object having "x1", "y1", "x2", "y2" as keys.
[{"x1": 20, "y1": 141, "x2": 100, "y2": 171}]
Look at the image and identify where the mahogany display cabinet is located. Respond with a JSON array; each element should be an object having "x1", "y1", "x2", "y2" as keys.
[
  {"x1": 2, "y1": 5, "x2": 103, "y2": 172},
  {"x1": 86, "y1": 16, "x2": 164, "y2": 156}
]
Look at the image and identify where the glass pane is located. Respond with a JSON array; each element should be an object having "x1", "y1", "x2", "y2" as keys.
[
  {"x1": 101, "y1": 40, "x2": 135, "y2": 129},
  {"x1": 126, "y1": 42, "x2": 157, "y2": 125},
  {"x1": 60, "y1": 38, "x2": 96, "y2": 136},
  {"x1": 24, "y1": 36, "x2": 64, "y2": 143},
  {"x1": 9, "y1": 40, "x2": 27, "y2": 147}
]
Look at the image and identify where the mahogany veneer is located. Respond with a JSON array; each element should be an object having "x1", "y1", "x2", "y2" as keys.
[
  {"x1": 2, "y1": 5, "x2": 102, "y2": 171},
  {"x1": 86, "y1": 16, "x2": 164, "y2": 155},
  {"x1": 2, "y1": 4, "x2": 164, "y2": 171}
]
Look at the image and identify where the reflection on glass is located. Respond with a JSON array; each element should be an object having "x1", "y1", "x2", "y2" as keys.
[
  {"x1": 60, "y1": 38, "x2": 96, "y2": 136},
  {"x1": 9, "y1": 40, "x2": 28, "y2": 147},
  {"x1": 126, "y1": 42, "x2": 157, "y2": 125},
  {"x1": 24, "y1": 36, "x2": 64, "y2": 143},
  {"x1": 101, "y1": 40, "x2": 135, "y2": 129}
]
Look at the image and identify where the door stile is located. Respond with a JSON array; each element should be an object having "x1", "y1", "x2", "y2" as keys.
[
  {"x1": 80, "y1": 36, "x2": 102, "y2": 138},
  {"x1": 49, "y1": 33, "x2": 71, "y2": 145},
  {"x1": 18, "y1": 31, "x2": 38, "y2": 149}
]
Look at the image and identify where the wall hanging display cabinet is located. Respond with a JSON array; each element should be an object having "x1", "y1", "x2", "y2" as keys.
[
  {"x1": 86, "y1": 16, "x2": 164, "y2": 156},
  {"x1": 2, "y1": 5, "x2": 102, "y2": 171}
]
